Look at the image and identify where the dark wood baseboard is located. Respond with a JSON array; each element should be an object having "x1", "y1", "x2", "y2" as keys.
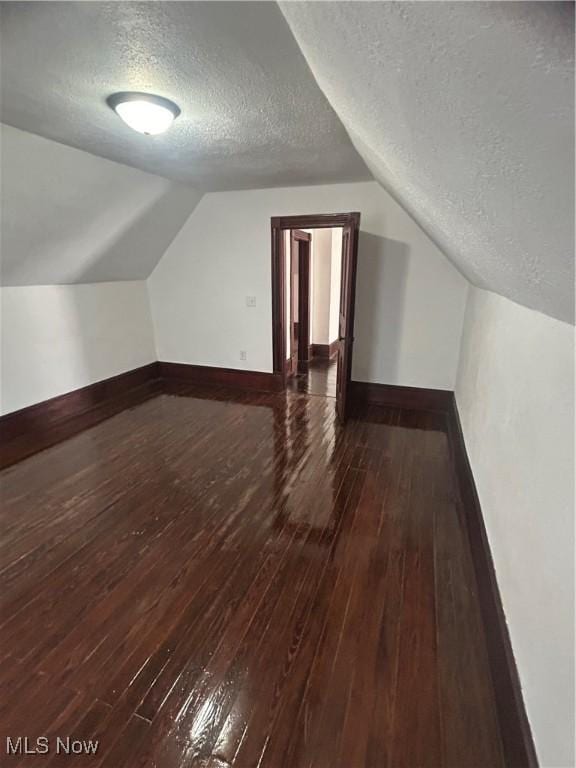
[
  {"x1": 447, "y1": 395, "x2": 538, "y2": 768},
  {"x1": 0, "y1": 363, "x2": 161, "y2": 469},
  {"x1": 351, "y1": 380, "x2": 453, "y2": 413},
  {"x1": 310, "y1": 341, "x2": 338, "y2": 360},
  {"x1": 158, "y1": 362, "x2": 283, "y2": 393}
]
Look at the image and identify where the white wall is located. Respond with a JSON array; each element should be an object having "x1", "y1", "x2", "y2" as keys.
[
  {"x1": 329, "y1": 228, "x2": 342, "y2": 343},
  {"x1": 149, "y1": 181, "x2": 468, "y2": 389},
  {"x1": 0, "y1": 281, "x2": 156, "y2": 414},
  {"x1": 309, "y1": 228, "x2": 333, "y2": 346},
  {"x1": 455, "y1": 287, "x2": 575, "y2": 768},
  {"x1": 1, "y1": 124, "x2": 201, "y2": 286}
]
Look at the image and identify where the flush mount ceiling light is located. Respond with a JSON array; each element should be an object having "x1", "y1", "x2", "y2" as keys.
[{"x1": 107, "y1": 92, "x2": 180, "y2": 135}]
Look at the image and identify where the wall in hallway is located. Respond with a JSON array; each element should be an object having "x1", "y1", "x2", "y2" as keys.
[
  {"x1": 149, "y1": 181, "x2": 468, "y2": 389},
  {"x1": 0, "y1": 281, "x2": 156, "y2": 414},
  {"x1": 329, "y1": 228, "x2": 343, "y2": 344},
  {"x1": 284, "y1": 227, "x2": 342, "y2": 357},
  {"x1": 308, "y1": 227, "x2": 333, "y2": 346},
  {"x1": 455, "y1": 286, "x2": 575, "y2": 767}
]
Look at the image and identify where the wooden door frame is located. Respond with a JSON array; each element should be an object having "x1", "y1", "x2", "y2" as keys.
[{"x1": 271, "y1": 212, "x2": 360, "y2": 391}]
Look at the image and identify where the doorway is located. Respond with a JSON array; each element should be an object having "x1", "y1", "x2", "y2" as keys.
[{"x1": 271, "y1": 212, "x2": 360, "y2": 422}]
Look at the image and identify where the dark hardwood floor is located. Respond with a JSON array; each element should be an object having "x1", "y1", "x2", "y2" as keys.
[
  {"x1": 0, "y1": 384, "x2": 504, "y2": 767},
  {"x1": 286, "y1": 357, "x2": 337, "y2": 398}
]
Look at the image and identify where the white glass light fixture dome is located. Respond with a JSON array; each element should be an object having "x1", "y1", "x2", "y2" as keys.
[{"x1": 107, "y1": 92, "x2": 180, "y2": 135}]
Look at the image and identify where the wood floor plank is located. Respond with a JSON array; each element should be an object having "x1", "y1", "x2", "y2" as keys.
[
  {"x1": 0, "y1": 388, "x2": 504, "y2": 767},
  {"x1": 433, "y1": 452, "x2": 505, "y2": 767}
]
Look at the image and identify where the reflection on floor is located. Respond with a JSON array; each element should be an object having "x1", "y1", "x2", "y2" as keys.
[
  {"x1": 287, "y1": 356, "x2": 337, "y2": 397},
  {"x1": 0, "y1": 384, "x2": 504, "y2": 767}
]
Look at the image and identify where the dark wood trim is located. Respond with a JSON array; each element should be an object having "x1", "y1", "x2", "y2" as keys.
[
  {"x1": 337, "y1": 221, "x2": 360, "y2": 422},
  {"x1": 271, "y1": 224, "x2": 286, "y2": 384},
  {"x1": 310, "y1": 342, "x2": 338, "y2": 359},
  {"x1": 447, "y1": 395, "x2": 538, "y2": 768},
  {"x1": 159, "y1": 362, "x2": 283, "y2": 393},
  {"x1": 0, "y1": 363, "x2": 161, "y2": 469},
  {"x1": 350, "y1": 380, "x2": 453, "y2": 413},
  {"x1": 271, "y1": 212, "x2": 361, "y2": 230},
  {"x1": 298, "y1": 234, "x2": 311, "y2": 373}
]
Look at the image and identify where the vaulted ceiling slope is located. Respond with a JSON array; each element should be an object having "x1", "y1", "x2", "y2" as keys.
[
  {"x1": 0, "y1": 1, "x2": 369, "y2": 191},
  {"x1": 0, "y1": 124, "x2": 201, "y2": 285},
  {"x1": 280, "y1": 2, "x2": 575, "y2": 324}
]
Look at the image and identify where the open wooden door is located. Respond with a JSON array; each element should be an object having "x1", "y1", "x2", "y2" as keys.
[
  {"x1": 289, "y1": 233, "x2": 300, "y2": 377},
  {"x1": 336, "y1": 217, "x2": 360, "y2": 422},
  {"x1": 290, "y1": 230, "x2": 311, "y2": 376}
]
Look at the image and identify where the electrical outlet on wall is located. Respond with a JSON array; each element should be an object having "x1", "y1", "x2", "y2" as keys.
[
  {"x1": 246, "y1": 296, "x2": 256, "y2": 307},
  {"x1": 240, "y1": 351, "x2": 247, "y2": 361}
]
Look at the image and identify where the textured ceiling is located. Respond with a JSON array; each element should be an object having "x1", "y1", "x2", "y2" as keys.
[
  {"x1": 280, "y1": 1, "x2": 575, "y2": 323},
  {"x1": 0, "y1": 1, "x2": 369, "y2": 191},
  {"x1": 1, "y1": 2, "x2": 572, "y2": 319},
  {"x1": 0, "y1": 124, "x2": 201, "y2": 285}
]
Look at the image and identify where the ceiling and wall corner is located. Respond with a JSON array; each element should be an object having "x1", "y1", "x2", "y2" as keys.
[
  {"x1": 0, "y1": 124, "x2": 202, "y2": 285},
  {"x1": 279, "y1": 1, "x2": 575, "y2": 324},
  {"x1": 0, "y1": 1, "x2": 370, "y2": 191}
]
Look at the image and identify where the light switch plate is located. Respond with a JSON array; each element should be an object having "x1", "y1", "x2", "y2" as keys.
[{"x1": 246, "y1": 296, "x2": 256, "y2": 307}]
